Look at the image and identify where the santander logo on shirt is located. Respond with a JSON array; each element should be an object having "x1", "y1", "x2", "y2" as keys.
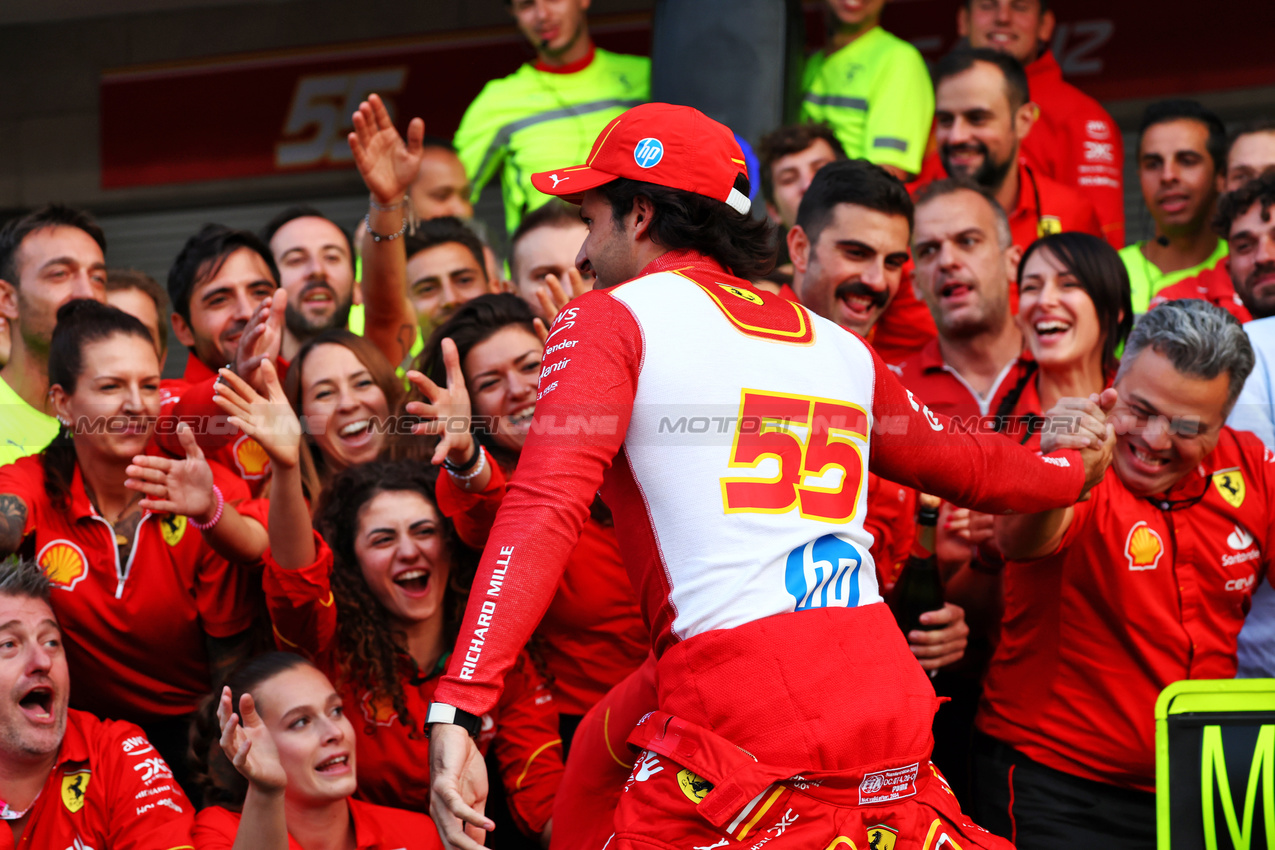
[{"x1": 1223, "y1": 524, "x2": 1261, "y2": 571}]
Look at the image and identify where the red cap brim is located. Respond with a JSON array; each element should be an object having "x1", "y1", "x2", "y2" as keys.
[{"x1": 530, "y1": 165, "x2": 619, "y2": 203}]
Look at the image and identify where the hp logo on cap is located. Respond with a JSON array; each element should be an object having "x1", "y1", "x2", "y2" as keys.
[{"x1": 633, "y1": 138, "x2": 664, "y2": 168}]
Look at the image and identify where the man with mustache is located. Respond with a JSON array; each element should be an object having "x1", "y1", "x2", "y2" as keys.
[
  {"x1": 1119, "y1": 100, "x2": 1228, "y2": 315},
  {"x1": 924, "y1": 49, "x2": 1101, "y2": 266},
  {"x1": 261, "y1": 208, "x2": 357, "y2": 361},
  {"x1": 0, "y1": 558, "x2": 195, "y2": 849}
]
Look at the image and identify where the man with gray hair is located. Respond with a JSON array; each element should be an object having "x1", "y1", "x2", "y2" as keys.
[
  {"x1": 0, "y1": 557, "x2": 194, "y2": 848},
  {"x1": 978, "y1": 299, "x2": 1267, "y2": 848}
]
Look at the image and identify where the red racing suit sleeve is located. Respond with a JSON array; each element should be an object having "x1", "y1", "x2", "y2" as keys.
[
  {"x1": 433, "y1": 289, "x2": 640, "y2": 716},
  {"x1": 98, "y1": 718, "x2": 196, "y2": 850},
  {"x1": 435, "y1": 447, "x2": 508, "y2": 550},
  {"x1": 261, "y1": 531, "x2": 340, "y2": 664},
  {"x1": 865, "y1": 343, "x2": 1089, "y2": 513},
  {"x1": 489, "y1": 653, "x2": 564, "y2": 835}
]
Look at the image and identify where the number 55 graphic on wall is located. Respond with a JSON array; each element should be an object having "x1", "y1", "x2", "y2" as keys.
[
  {"x1": 276, "y1": 68, "x2": 407, "y2": 168},
  {"x1": 720, "y1": 389, "x2": 868, "y2": 523}
]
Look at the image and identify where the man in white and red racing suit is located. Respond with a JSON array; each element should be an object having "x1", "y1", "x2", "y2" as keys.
[{"x1": 425, "y1": 103, "x2": 1111, "y2": 850}]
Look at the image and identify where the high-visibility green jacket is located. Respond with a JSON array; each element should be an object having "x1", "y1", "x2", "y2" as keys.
[
  {"x1": 800, "y1": 27, "x2": 934, "y2": 177},
  {"x1": 1121, "y1": 239, "x2": 1230, "y2": 315},
  {"x1": 455, "y1": 48, "x2": 650, "y2": 235}
]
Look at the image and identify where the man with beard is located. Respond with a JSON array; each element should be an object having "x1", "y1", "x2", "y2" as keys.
[
  {"x1": 0, "y1": 557, "x2": 194, "y2": 848},
  {"x1": 1119, "y1": 100, "x2": 1229, "y2": 315},
  {"x1": 0, "y1": 205, "x2": 108, "y2": 466},
  {"x1": 957, "y1": 0, "x2": 1124, "y2": 248},
  {"x1": 261, "y1": 208, "x2": 356, "y2": 361},
  {"x1": 456, "y1": 0, "x2": 649, "y2": 235},
  {"x1": 925, "y1": 49, "x2": 1101, "y2": 268}
]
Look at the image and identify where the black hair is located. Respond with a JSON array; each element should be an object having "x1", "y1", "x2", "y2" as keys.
[
  {"x1": 795, "y1": 159, "x2": 914, "y2": 245},
  {"x1": 913, "y1": 177, "x2": 1012, "y2": 248},
  {"x1": 509, "y1": 200, "x2": 583, "y2": 279},
  {"x1": 259, "y1": 206, "x2": 355, "y2": 269},
  {"x1": 421, "y1": 134, "x2": 457, "y2": 152},
  {"x1": 167, "y1": 224, "x2": 280, "y2": 323},
  {"x1": 44, "y1": 299, "x2": 156, "y2": 511},
  {"x1": 1138, "y1": 99, "x2": 1228, "y2": 175},
  {"x1": 0, "y1": 556, "x2": 52, "y2": 603},
  {"x1": 411, "y1": 293, "x2": 538, "y2": 470},
  {"x1": 106, "y1": 268, "x2": 170, "y2": 354},
  {"x1": 932, "y1": 47, "x2": 1031, "y2": 112},
  {"x1": 598, "y1": 177, "x2": 778, "y2": 279},
  {"x1": 403, "y1": 217, "x2": 488, "y2": 281},
  {"x1": 1215, "y1": 170, "x2": 1275, "y2": 238},
  {"x1": 965, "y1": 0, "x2": 1048, "y2": 10},
  {"x1": 757, "y1": 123, "x2": 847, "y2": 204},
  {"x1": 192, "y1": 652, "x2": 316, "y2": 809},
  {"x1": 0, "y1": 204, "x2": 106, "y2": 287},
  {"x1": 1018, "y1": 232, "x2": 1132, "y2": 375}
]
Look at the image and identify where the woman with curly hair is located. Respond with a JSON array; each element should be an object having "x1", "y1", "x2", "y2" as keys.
[
  {"x1": 191, "y1": 652, "x2": 443, "y2": 850},
  {"x1": 402, "y1": 294, "x2": 649, "y2": 751},
  {"x1": 210, "y1": 363, "x2": 561, "y2": 843}
]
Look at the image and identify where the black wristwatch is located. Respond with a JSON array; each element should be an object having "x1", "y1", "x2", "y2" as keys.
[{"x1": 426, "y1": 702, "x2": 482, "y2": 737}]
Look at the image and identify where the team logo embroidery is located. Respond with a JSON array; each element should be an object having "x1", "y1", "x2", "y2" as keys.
[
  {"x1": 633, "y1": 138, "x2": 664, "y2": 168},
  {"x1": 867, "y1": 824, "x2": 899, "y2": 850},
  {"x1": 547, "y1": 173, "x2": 566, "y2": 189},
  {"x1": 233, "y1": 434, "x2": 270, "y2": 479},
  {"x1": 1228, "y1": 524, "x2": 1255, "y2": 550},
  {"x1": 158, "y1": 514, "x2": 186, "y2": 547},
  {"x1": 858, "y1": 763, "x2": 918, "y2": 805},
  {"x1": 1037, "y1": 216, "x2": 1062, "y2": 238},
  {"x1": 1213, "y1": 469, "x2": 1245, "y2": 508},
  {"x1": 61, "y1": 770, "x2": 90, "y2": 813},
  {"x1": 38, "y1": 540, "x2": 89, "y2": 591},
  {"x1": 1086, "y1": 120, "x2": 1111, "y2": 139},
  {"x1": 676, "y1": 768, "x2": 713, "y2": 804},
  {"x1": 717, "y1": 283, "x2": 763, "y2": 305},
  {"x1": 360, "y1": 691, "x2": 398, "y2": 727},
  {"x1": 1124, "y1": 521, "x2": 1164, "y2": 571}
]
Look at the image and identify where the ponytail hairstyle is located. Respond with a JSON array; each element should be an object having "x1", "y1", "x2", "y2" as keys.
[
  {"x1": 190, "y1": 652, "x2": 316, "y2": 810},
  {"x1": 43, "y1": 299, "x2": 156, "y2": 511},
  {"x1": 313, "y1": 460, "x2": 476, "y2": 735}
]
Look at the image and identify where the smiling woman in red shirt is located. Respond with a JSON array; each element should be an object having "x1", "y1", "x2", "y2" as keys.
[
  {"x1": 193, "y1": 652, "x2": 443, "y2": 850},
  {"x1": 0, "y1": 300, "x2": 259, "y2": 791},
  {"x1": 404, "y1": 294, "x2": 649, "y2": 746},
  {"x1": 210, "y1": 366, "x2": 562, "y2": 842}
]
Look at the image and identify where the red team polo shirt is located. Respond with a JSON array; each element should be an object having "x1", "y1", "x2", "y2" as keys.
[
  {"x1": 0, "y1": 454, "x2": 259, "y2": 722},
  {"x1": 892, "y1": 339, "x2": 1035, "y2": 426},
  {"x1": 262, "y1": 535, "x2": 562, "y2": 834},
  {"x1": 193, "y1": 798, "x2": 442, "y2": 850},
  {"x1": 1021, "y1": 51, "x2": 1125, "y2": 248},
  {"x1": 978, "y1": 428, "x2": 1274, "y2": 791},
  {"x1": 0, "y1": 709, "x2": 193, "y2": 850},
  {"x1": 438, "y1": 453, "x2": 655, "y2": 717},
  {"x1": 1149, "y1": 263, "x2": 1252, "y2": 324}
]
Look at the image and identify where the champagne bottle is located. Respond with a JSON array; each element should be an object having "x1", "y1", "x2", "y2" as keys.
[{"x1": 891, "y1": 493, "x2": 944, "y2": 635}]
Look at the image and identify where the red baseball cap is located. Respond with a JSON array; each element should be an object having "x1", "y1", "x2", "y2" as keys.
[{"x1": 530, "y1": 102, "x2": 751, "y2": 215}]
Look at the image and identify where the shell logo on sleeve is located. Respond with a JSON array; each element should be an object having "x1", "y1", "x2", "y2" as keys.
[
  {"x1": 233, "y1": 434, "x2": 270, "y2": 479},
  {"x1": 1124, "y1": 521, "x2": 1164, "y2": 572},
  {"x1": 38, "y1": 540, "x2": 89, "y2": 591}
]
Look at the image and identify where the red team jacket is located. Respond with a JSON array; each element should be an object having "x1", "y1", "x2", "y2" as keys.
[
  {"x1": 194, "y1": 798, "x2": 442, "y2": 850},
  {"x1": 979, "y1": 428, "x2": 1274, "y2": 791},
  {"x1": 0, "y1": 453, "x2": 259, "y2": 722},
  {"x1": 432, "y1": 250, "x2": 1089, "y2": 789},
  {"x1": 438, "y1": 450, "x2": 655, "y2": 717},
  {"x1": 0, "y1": 710, "x2": 193, "y2": 850},
  {"x1": 262, "y1": 535, "x2": 562, "y2": 833},
  {"x1": 1021, "y1": 50, "x2": 1125, "y2": 249},
  {"x1": 1149, "y1": 263, "x2": 1251, "y2": 324}
]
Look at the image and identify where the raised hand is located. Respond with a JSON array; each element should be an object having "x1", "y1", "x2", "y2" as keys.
[
  {"x1": 429, "y1": 723, "x2": 494, "y2": 850},
  {"x1": 125, "y1": 423, "x2": 216, "y2": 521},
  {"x1": 212, "y1": 360, "x2": 302, "y2": 470},
  {"x1": 348, "y1": 93, "x2": 425, "y2": 206},
  {"x1": 218, "y1": 687, "x2": 287, "y2": 794},
  {"x1": 405, "y1": 339, "x2": 476, "y2": 467},
  {"x1": 534, "y1": 266, "x2": 592, "y2": 324},
  {"x1": 233, "y1": 292, "x2": 288, "y2": 394}
]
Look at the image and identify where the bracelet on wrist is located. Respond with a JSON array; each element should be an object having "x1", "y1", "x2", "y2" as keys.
[
  {"x1": 190, "y1": 485, "x2": 225, "y2": 531},
  {"x1": 442, "y1": 443, "x2": 482, "y2": 473},
  {"x1": 368, "y1": 193, "x2": 407, "y2": 212},
  {"x1": 446, "y1": 447, "x2": 487, "y2": 483},
  {"x1": 364, "y1": 212, "x2": 409, "y2": 242}
]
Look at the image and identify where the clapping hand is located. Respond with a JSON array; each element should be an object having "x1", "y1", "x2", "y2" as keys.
[
  {"x1": 212, "y1": 361, "x2": 302, "y2": 470},
  {"x1": 217, "y1": 686, "x2": 287, "y2": 794},
  {"x1": 125, "y1": 423, "x2": 217, "y2": 522},
  {"x1": 349, "y1": 93, "x2": 425, "y2": 207}
]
